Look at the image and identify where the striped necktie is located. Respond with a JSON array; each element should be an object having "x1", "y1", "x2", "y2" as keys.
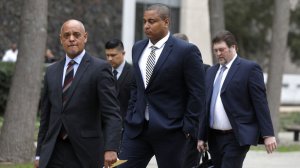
[
  {"x1": 145, "y1": 46, "x2": 157, "y2": 120},
  {"x1": 60, "y1": 60, "x2": 76, "y2": 140},
  {"x1": 62, "y1": 60, "x2": 76, "y2": 105},
  {"x1": 146, "y1": 46, "x2": 158, "y2": 86}
]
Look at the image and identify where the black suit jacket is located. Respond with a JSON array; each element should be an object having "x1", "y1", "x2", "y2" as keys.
[
  {"x1": 203, "y1": 64, "x2": 210, "y2": 72},
  {"x1": 116, "y1": 62, "x2": 134, "y2": 119},
  {"x1": 36, "y1": 53, "x2": 122, "y2": 168},
  {"x1": 125, "y1": 35, "x2": 205, "y2": 139},
  {"x1": 198, "y1": 56, "x2": 274, "y2": 145}
]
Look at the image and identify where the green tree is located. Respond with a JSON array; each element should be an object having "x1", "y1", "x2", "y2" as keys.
[
  {"x1": 289, "y1": 3, "x2": 300, "y2": 65},
  {"x1": 224, "y1": 0, "x2": 274, "y2": 68}
]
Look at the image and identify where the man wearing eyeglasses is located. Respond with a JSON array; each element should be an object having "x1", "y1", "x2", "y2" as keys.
[{"x1": 197, "y1": 30, "x2": 277, "y2": 168}]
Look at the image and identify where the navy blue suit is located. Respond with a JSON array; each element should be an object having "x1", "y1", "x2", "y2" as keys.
[
  {"x1": 198, "y1": 56, "x2": 274, "y2": 168},
  {"x1": 119, "y1": 35, "x2": 205, "y2": 168}
]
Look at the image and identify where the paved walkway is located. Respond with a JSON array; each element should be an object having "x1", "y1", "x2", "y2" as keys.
[{"x1": 146, "y1": 132, "x2": 300, "y2": 168}]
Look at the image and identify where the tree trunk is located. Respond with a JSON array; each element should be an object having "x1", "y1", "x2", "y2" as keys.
[
  {"x1": 209, "y1": 0, "x2": 225, "y2": 64},
  {"x1": 267, "y1": 0, "x2": 290, "y2": 139},
  {"x1": 0, "y1": 0, "x2": 47, "y2": 163}
]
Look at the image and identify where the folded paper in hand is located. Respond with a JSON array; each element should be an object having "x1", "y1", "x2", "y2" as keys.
[{"x1": 111, "y1": 159, "x2": 127, "y2": 168}]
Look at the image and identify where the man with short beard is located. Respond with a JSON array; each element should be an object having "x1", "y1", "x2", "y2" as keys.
[{"x1": 197, "y1": 30, "x2": 277, "y2": 168}]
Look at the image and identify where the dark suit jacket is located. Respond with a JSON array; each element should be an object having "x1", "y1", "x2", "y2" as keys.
[
  {"x1": 36, "y1": 53, "x2": 122, "y2": 168},
  {"x1": 124, "y1": 35, "x2": 205, "y2": 139},
  {"x1": 198, "y1": 56, "x2": 274, "y2": 146},
  {"x1": 203, "y1": 64, "x2": 210, "y2": 72},
  {"x1": 116, "y1": 62, "x2": 134, "y2": 119}
]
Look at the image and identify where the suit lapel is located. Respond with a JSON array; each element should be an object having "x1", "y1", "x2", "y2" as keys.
[
  {"x1": 63, "y1": 54, "x2": 90, "y2": 109},
  {"x1": 57, "y1": 59, "x2": 65, "y2": 110},
  {"x1": 118, "y1": 62, "x2": 130, "y2": 87},
  {"x1": 133, "y1": 40, "x2": 148, "y2": 89},
  {"x1": 207, "y1": 65, "x2": 220, "y2": 101},
  {"x1": 146, "y1": 36, "x2": 173, "y2": 88},
  {"x1": 116, "y1": 62, "x2": 130, "y2": 96},
  {"x1": 221, "y1": 56, "x2": 241, "y2": 93}
]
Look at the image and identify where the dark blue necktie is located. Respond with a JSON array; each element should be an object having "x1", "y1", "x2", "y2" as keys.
[{"x1": 113, "y1": 69, "x2": 118, "y2": 80}]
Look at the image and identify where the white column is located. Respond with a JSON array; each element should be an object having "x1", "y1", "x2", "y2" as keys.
[
  {"x1": 122, "y1": 0, "x2": 136, "y2": 64},
  {"x1": 180, "y1": 0, "x2": 212, "y2": 65}
]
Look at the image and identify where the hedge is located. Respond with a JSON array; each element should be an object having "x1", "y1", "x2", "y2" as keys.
[{"x1": 0, "y1": 62, "x2": 15, "y2": 115}]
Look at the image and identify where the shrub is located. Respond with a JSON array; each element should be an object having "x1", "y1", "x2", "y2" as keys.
[{"x1": 0, "y1": 62, "x2": 15, "y2": 115}]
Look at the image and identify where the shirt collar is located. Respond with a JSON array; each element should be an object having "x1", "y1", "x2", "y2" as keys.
[
  {"x1": 65, "y1": 49, "x2": 85, "y2": 65},
  {"x1": 147, "y1": 32, "x2": 170, "y2": 49},
  {"x1": 114, "y1": 60, "x2": 126, "y2": 73}
]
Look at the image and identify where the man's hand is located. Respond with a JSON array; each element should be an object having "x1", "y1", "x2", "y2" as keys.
[
  {"x1": 34, "y1": 160, "x2": 39, "y2": 168},
  {"x1": 104, "y1": 151, "x2": 118, "y2": 168},
  {"x1": 197, "y1": 140, "x2": 207, "y2": 152},
  {"x1": 264, "y1": 136, "x2": 277, "y2": 154}
]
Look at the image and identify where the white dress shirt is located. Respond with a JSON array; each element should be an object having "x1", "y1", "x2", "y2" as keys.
[
  {"x1": 212, "y1": 54, "x2": 237, "y2": 130},
  {"x1": 139, "y1": 32, "x2": 170, "y2": 120},
  {"x1": 2, "y1": 49, "x2": 18, "y2": 62},
  {"x1": 138, "y1": 32, "x2": 170, "y2": 88}
]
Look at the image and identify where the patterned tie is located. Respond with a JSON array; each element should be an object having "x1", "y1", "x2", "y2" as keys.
[
  {"x1": 145, "y1": 46, "x2": 158, "y2": 86},
  {"x1": 210, "y1": 65, "x2": 227, "y2": 127},
  {"x1": 113, "y1": 69, "x2": 118, "y2": 80},
  {"x1": 62, "y1": 60, "x2": 76, "y2": 106},
  {"x1": 145, "y1": 46, "x2": 157, "y2": 120},
  {"x1": 60, "y1": 60, "x2": 76, "y2": 140}
]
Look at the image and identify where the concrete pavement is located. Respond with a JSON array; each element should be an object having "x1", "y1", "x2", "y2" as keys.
[{"x1": 146, "y1": 132, "x2": 300, "y2": 168}]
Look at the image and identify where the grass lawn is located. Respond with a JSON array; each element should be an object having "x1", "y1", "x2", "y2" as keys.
[
  {"x1": 0, "y1": 163, "x2": 32, "y2": 168},
  {"x1": 279, "y1": 112, "x2": 300, "y2": 131}
]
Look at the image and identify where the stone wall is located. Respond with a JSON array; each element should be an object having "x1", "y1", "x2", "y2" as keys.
[{"x1": 0, "y1": 0, "x2": 122, "y2": 60}]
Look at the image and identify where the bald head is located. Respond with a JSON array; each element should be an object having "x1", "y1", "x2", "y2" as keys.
[
  {"x1": 60, "y1": 19, "x2": 88, "y2": 59},
  {"x1": 60, "y1": 19, "x2": 85, "y2": 34}
]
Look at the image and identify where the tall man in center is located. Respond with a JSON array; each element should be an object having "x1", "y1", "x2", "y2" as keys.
[{"x1": 119, "y1": 4, "x2": 205, "y2": 168}]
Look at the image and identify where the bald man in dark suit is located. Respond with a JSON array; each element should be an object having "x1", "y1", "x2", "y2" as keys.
[{"x1": 35, "y1": 19, "x2": 122, "y2": 168}]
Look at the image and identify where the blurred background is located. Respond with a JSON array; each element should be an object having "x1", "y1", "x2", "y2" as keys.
[{"x1": 0, "y1": 0, "x2": 300, "y2": 167}]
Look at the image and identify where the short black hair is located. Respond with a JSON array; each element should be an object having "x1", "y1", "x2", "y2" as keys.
[
  {"x1": 105, "y1": 39, "x2": 124, "y2": 51},
  {"x1": 146, "y1": 3, "x2": 170, "y2": 20}
]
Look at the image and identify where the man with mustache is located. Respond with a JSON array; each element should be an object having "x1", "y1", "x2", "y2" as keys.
[{"x1": 34, "y1": 19, "x2": 122, "y2": 168}]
